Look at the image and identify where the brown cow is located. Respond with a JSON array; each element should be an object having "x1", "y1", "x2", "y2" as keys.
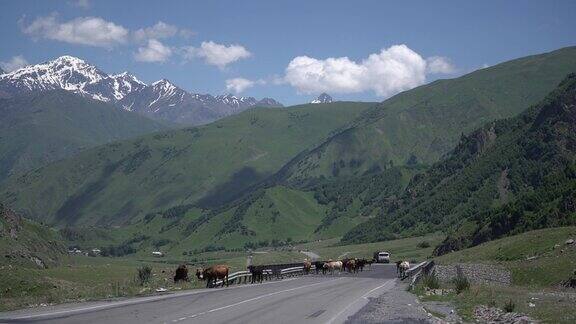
[
  {"x1": 303, "y1": 260, "x2": 312, "y2": 274},
  {"x1": 174, "y1": 264, "x2": 188, "y2": 282},
  {"x1": 196, "y1": 265, "x2": 230, "y2": 288},
  {"x1": 346, "y1": 259, "x2": 357, "y2": 273},
  {"x1": 323, "y1": 261, "x2": 343, "y2": 275}
]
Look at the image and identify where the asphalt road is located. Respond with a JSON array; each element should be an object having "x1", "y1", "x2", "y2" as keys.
[{"x1": 0, "y1": 264, "x2": 397, "y2": 324}]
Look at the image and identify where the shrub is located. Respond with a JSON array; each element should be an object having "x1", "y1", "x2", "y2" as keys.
[
  {"x1": 137, "y1": 265, "x2": 152, "y2": 285},
  {"x1": 422, "y1": 273, "x2": 440, "y2": 289},
  {"x1": 417, "y1": 241, "x2": 431, "y2": 248},
  {"x1": 453, "y1": 273, "x2": 470, "y2": 294},
  {"x1": 503, "y1": 299, "x2": 515, "y2": 313}
]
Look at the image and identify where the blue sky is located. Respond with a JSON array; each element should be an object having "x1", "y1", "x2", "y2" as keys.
[{"x1": 1, "y1": 0, "x2": 575, "y2": 105}]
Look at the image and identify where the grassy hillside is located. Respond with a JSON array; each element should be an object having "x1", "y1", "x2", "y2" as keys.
[
  {"x1": 343, "y1": 74, "x2": 576, "y2": 249},
  {"x1": 0, "y1": 90, "x2": 167, "y2": 183},
  {"x1": 0, "y1": 204, "x2": 66, "y2": 268},
  {"x1": 423, "y1": 227, "x2": 576, "y2": 323},
  {"x1": 281, "y1": 46, "x2": 576, "y2": 183},
  {"x1": 0, "y1": 101, "x2": 374, "y2": 226}
]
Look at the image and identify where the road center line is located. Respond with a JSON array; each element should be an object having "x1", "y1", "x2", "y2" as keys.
[
  {"x1": 327, "y1": 279, "x2": 395, "y2": 324},
  {"x1": 172, "y1": 278, "x2": 345, "y2": 322}
]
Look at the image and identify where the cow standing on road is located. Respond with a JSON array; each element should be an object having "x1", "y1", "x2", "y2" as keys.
[
  {"x1": 303, "y1": 260, "x2": 312, "y2": 274},
  {"x1": 196, "y1": 265, "x2": 230, "y2": 288}
]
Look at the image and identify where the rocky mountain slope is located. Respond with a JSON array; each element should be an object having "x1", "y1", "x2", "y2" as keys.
[
  {"x1": 0, "y1": 203, "x2": 66, "y2": 268},
  {"x1": 0, "y1": 55, "x2": 283, "y2": 125},
  {"x1": 311, "y1": 93, "x2": 333, "y2": 104},
  {"x1": 343, "y1": 74, "x2": 576, "y2": 250}
]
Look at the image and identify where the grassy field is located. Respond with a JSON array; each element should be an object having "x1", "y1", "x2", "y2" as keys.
[
  {"x1": 296, "y1": 232, "x2": 444, "y2": 262},
  {"x1": 0, "y1": 256, "x2": 200, "y2": 312},
  {"x1": 416, "y1": 227, "x2": 576, "y2": 323}
]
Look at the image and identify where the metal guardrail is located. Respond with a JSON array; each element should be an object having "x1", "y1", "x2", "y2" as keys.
[
  {"x1": 405, "y1": 261, "x2": 427, "y2": 277},
  {"x1": 211, "y1": 264, "x2": 317, "y2": 287}
]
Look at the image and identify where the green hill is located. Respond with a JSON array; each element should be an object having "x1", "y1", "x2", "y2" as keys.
[
  {"x1": 0, "y1": 203, "x2": 66, "y2": 268},
  {"x1": 0, "y1": 90, "x2": 167, "y2": 183},
  {"x1": 0, "y1": 101, "x2": 374, "y2": 226},
  {"x1": 343, "y1": 73, "x2": 576, "y2": 250},
  {"x1": 281, "y1": 46, "x2": 576, "y2": 184},
  {"x1": 150, "y1": 46, "x2": 576, "y2": 250}
]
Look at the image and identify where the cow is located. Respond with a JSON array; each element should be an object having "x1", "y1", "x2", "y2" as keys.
[
  {"x1": 174, "y1": 264, "x2": 189, "y2": 283},
  {"x1": 196, "y1": 265, "x2": 230, "y2": 288},
  {"x1": 303, "y1": 260, "x2": 312, "y2": 274},
  {"x1": 247, "y1": 265, "x2": 265, "y2": 284},
  {"x1": 366, "y1": 259, "x2": 374, "y2": 268},
  {"x1": 314, "y1": 261, "x2": 326, "y2": 275},
  {"x1": 324, "y1": 260, "x2": 343, "y2": 275},
  {"x1": 356, "y1": 259, "x2": 367, "y2": 272},
  {"x1": 346, "y1": 259, "x2": 357, "y2": 273},
  {"x1": 398, "y1": 261, "x2": 410, "y2": 279}
]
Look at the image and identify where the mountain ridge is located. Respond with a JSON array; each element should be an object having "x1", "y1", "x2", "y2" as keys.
[
  {"x1": 342, "y1": 73, "x2": 576, "y2": 249},
  {"x1": 0, "y1": 55, "x2": 283, "y2": 126}
]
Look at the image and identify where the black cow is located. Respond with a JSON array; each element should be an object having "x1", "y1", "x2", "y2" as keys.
[
  {"x1": 174, "y1": 264, "x2": 189, "y2": 282},
  {"x1": 248, "y1": 265, "x2": 265, "y2": 283}
]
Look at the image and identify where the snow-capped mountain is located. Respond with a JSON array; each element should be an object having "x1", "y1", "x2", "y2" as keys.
[
  {"x1": 311, "y1": 93, "x2": 333, "y2": 104},
  {"x1": 0, "y1": 55, "x2": 283, "y2": 125}
]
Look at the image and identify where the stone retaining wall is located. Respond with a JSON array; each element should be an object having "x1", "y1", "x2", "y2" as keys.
[{"x1": 434, "y1": 263, "x2": 511, "y2": 286}]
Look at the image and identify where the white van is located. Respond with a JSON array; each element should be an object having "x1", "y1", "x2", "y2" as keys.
[{"x1": 374, "y1": 251, "x2": 390, "y2": 263}]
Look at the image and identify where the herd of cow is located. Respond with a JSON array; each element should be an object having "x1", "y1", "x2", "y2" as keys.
[
  {"x1": 173, "y1": 258, "x2": 412, "y2": 288},
  {"x1": 305, "y1": 258, "x2": 373, "y2": 275}
]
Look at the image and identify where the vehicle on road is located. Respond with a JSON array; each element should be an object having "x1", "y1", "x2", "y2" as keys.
[{"x1": 373, "y1": 251, "x2": 391, "y2": 263}]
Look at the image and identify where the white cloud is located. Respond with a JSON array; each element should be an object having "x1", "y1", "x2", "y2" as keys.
[
  {"x1": 286, "y1": 45, "x2": 428, "y2": 97},
  {"x1": 0, "y1": 55, "x2": 29, "y2": 72},
  {"x1": 226, "y1": 78, "x2": 255, "y2": 93},
  {"x1": 20, "y1": 14, "x2": 128, "y2": 47},
  {"x1": 134, "y1": 21, "x2": 179, "y2": 42},
  {"x1": 426, "y1": 56, "x2": 456, "y2": 74},
  {"x1": 69, "y1": 0, "x2": 90, "y2": 9},
  {"x1": 183, "y1": 41, "x2": 251, "y2": 69},
  {"x1": 284, "y1": 44, "x2": 455, "y2": 97},
  {"x1": 134, "y1": 39, "x2": 172, "y2": 62}
]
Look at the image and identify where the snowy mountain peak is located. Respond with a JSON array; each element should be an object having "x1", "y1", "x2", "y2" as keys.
[
  {"x1": 311, "y1": 93, "x2": 333, "y2": 104},
  {"x1": 0, "y1": 55, "x2": 283, "y2": 125},
  {"x1": 151, "y1": 79, "x2": 179, "y2": 95},
  {"x1": 112, "y1": 71, "x2": 145, "y2": 83},
  {"x1": 52, "y1": 55, "x2": 87, "y2": 65}
]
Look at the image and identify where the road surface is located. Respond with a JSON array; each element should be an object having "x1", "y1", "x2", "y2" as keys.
[{"x1": 0, "y1": 264, "x2": 397, "y2": 324}]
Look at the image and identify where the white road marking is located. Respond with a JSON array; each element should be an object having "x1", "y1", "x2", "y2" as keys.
[
  {"x1": 327, "y1": 279, "x2": 395, "y2": 324},
  {"x1": 1, "y1": 277, "x2": 302, "y2": 321},
  {"x1": 171, "y1": 278, "x2": 345, "y2": 322}
]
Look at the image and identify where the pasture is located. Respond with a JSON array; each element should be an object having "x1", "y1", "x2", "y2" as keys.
[{"x1": 416, "y1": 227, "x2": 576, "y2": 323}]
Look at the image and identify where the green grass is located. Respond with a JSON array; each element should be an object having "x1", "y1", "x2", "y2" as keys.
[
  {"x1": 0, "y1": 256, "x2": 199, "y2": 312},
  {"x1": 416, "y1": 227, "x2": 576, "y2": 323},
  {"x1": 295, "y1": 232, "x2": 444, "y2": 262}
]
